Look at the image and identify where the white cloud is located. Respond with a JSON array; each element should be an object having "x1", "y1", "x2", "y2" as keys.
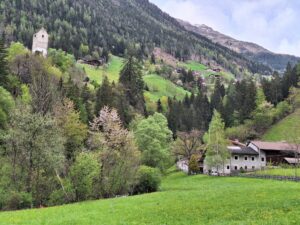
[{"x1": 150, "y1": 0, "x2": 300, "y2": 56}]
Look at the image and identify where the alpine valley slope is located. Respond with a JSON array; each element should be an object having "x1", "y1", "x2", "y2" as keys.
[
  {"x1": 0, "y1": 0, "x2": 270, "y2": 76},
  {"x1": 178, "y1": 19, "x2": 300, "y2": 72}
]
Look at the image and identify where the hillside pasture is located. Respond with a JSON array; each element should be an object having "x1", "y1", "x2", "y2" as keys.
[
  {"x1": 1, "y1": 172, "x2": 300, "y2": 225},
  {"x1": 255, "y1": 168, "x2": 300, "y2": 177},
  {"x1": 263, "y1": 109, "x2": 300, "y2": 141},
  {"x1": 143, "y1": 74, "x2": 190, "y2": 102},
  {"x1": 78, "y1": 55, "x2": 124, "y2": 84}
]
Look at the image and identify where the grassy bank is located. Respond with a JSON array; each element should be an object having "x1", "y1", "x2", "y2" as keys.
[
  {"x1": 263, "y1": 109, "x2": 300, "y2": 141},
  {"x1": 1, "y1": 171, "x2": 300, "y2": 225}
]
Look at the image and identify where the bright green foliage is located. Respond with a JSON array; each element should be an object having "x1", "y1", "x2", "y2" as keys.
[
  {"x1": 6, "y1": 42, "x2": 29, "y2": 63},
  {"x1": 2, "y1": 106, "x2": 65, "y2": 207},
  {"x1": 55, "y1": 99, "x2": 88, "y2": 163},
  {"x1": 188, "y1": 154, "x2": 200, "y2": 174},
  {"x1": 48, "y1": 48, "x2": 75, "y2": 73},
  {"x1": 69, "y1": 152, "x2": 100, "y2": 201},
  {"x1": 133, "y1": 166, "x2": 161, "y2": 194},
  {"x1": 205, "y1": 110, "x2": 229, "y2": 170},
  {"x1": 3, "y1": 172, "x2": 300, "y2": 224},
  {"x1": 19, "y1": 84, "x2": 32, "y2": 104},
  {"x1": 0, "y1": 87, "x2": 15, "y2": 129},
  {"x1": 134, "y1": 113, "x2": 173, "y2": 171},
  {"x1": 79, "y1": 44, "x2": 89, "y2": 56}
]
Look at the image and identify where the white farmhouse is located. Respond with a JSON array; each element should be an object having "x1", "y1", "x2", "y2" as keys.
[
  {"x1": 32, "y1": 28, "x2": 49, "y2": 57},
  {"x1": 204, "y1": 145, "x2": 267, "y2": 175}
]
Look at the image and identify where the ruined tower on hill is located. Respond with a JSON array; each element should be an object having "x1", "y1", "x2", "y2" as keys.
[{"x1": 32, "y1": 28, "x2": 48, "y2": 57}]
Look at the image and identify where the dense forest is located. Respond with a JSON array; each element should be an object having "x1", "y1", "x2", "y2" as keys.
[{"x1": 0, "y1": 0, "x2": 271, "y2": 76}]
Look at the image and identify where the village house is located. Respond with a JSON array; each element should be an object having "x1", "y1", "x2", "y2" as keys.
[
  {"x1": 248, "y1": 141, "x2": 300, "y2": 165},
  {"x1": 201, "y1": 141, "x2": 300, "y2": 175},
  {"x1": 203, "y1": 145, "x2": 267, "y2": 175},
  {"x1": 32, "y1": 28, "x2": 49, "y2": 57}
]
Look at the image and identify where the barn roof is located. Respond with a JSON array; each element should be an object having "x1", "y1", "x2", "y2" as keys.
[
  {"x1": 284, "y1": 158, "x2": 300, "y2": 164},
  {"x1": 250, "y1": 141, "x2": 299, "y2": 152},
  {"x1": 227, "y1": 146, "x2": 258, "y2": 155}
]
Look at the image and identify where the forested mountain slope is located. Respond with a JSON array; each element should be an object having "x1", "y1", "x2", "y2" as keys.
[
  {"x1": 0, "y1": 0, "x2": 271, "y2": 76},
  {"x1": 178, "y1": 20, "x2": 300, "y2": 72}
]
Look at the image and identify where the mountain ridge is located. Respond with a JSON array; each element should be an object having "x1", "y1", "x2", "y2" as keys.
[
  {"x1": 178, "y1": 19, "x2": 300, "y2": 72},
  {"x1": 0, "y1": 0, "x2": 272, "y2": 76}
]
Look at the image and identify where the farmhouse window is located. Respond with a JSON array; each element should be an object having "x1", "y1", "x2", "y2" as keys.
[
  {"x1": 245, "y1": 166, "x2": 247, "y2": 170},
  {"x1": 252, "y1": 157, "x2": 255, "y2": 161},
  {"x1": 252, "y1": 166, "x2": 255, "y2": 169},
  {"x1": 227, "y1": 166, "x2": 230, "y2": 170},
  {"x1": 234, "y1": 166, "x2": 238, "y2": 170},
  {"x1": 234, "y1": 156, "x2": 238, "y2": 160},
  {"x1": 244, "y1": 157, "x2": 248, "y2": 161},
  {"x1": 261, "y1": 157, "x2": 265, "y2": 162}
]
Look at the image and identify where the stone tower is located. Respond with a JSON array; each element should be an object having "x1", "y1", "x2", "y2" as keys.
[{"x1": 32, "y1": 28, "x2": 49, "y2": 57}]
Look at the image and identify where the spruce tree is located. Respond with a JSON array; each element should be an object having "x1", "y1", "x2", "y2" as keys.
[
  {"x1": 0, "y1": 38, "x2": 8, "y2": 88},
  {"x1": 95, "y1": 76, "x2": 113, "y2": 115},
  {"x1": 157, "y1": 99, "x2": 163, "y2": 113},
  {"x1": 119, "y1": 56, "x2": 145, "y2": 114}
]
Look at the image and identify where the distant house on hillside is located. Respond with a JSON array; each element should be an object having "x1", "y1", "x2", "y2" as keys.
[
  {"x1": 32, "y1": 28, "x2": 49, "y2": 57},
  {"x1": 78, "y1": 58, "x2": 105, "y2": 67}
]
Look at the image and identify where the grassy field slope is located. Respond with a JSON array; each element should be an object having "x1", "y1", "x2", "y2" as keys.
[
  {"x1": 263, "y1": 109, "x2": 300, "y2": 141},
  {"x1": 79, "y1": 55, "x2": 124, "y2": 84},
  {"x1": 180, "y1": 61, "x2": 207, "y2": 71},
  {"x1": 255, "y1": 168, "x2": 300, "y2": 177},
  {"x1": 263, "y1": 88, "x2": 300, "y2": 141},
  {"x1": 144, "y1": 74, "x2": 190, "y2": 102},
  {"x1": 1, "y1": 172, "x2": 300, "y2": 225}
]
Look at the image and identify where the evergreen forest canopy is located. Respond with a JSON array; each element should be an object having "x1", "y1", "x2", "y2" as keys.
[{"x1": 0, "y1": 0, "x2": 271, "y2": 76}]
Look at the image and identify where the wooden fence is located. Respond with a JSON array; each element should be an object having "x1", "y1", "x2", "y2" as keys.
[{"x1": 232, "y1": 173, "x2": 300, "y2": 182}]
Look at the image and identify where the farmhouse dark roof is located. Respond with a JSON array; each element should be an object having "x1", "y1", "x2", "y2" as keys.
[
  {"x1": 250, "y1": 141, "x2": 299, "y2": 152},
  {"x1": 227, "y1": 146, "x2": 258, "y2": 155}
]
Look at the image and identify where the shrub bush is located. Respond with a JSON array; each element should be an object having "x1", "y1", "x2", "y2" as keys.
[
  {"x1": 189, "y1": 155, "x2": 200, "y2": 175},
  {"x1": 4, "y1": 191, "x2": 32, "y2": 210},
  {"x1": 133, "y1": 166, "x2": 161, "y2": 194}
]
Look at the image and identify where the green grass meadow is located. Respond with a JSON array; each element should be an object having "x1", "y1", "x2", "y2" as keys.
[
  {"x1": 255, "y1": 168, "x2": 300, "y2": 177},
  {"x1": 1, "y1": 171, "x2": 300, "y2": 225},
  {"x1": 144, "y1": 74, "x2": 190, "y2": 102},
  {"x1": 263, "y1": 109, "x2": 300, "y2": 141},
  {"x1": 79, "y1": 55, "x2": 124, "y2": 84},
  {"x1": 180, "y1": 61, "x2": 207, "y2": 71}
]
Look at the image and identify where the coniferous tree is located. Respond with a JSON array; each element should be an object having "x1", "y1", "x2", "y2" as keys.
[
  {"x1": 211, "y1": 79, "x2": 223, "y2": 112},
  {"x1": 95, "y1": 76, "x2": 113, "y2": 115},
  {"x1": 119, "y1": 56, "x2": 145, "y2": 114},
  {"x1": 0, "y1": 38, "x2": 8, "y2": 88},
  {"x1": 157, "y1": 99, "x2": 163, "y2": 113}
]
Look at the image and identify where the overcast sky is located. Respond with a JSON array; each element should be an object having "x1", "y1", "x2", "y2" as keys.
[{"x1": 150, "y1": 0, "x2": 300, "y2": 56}]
